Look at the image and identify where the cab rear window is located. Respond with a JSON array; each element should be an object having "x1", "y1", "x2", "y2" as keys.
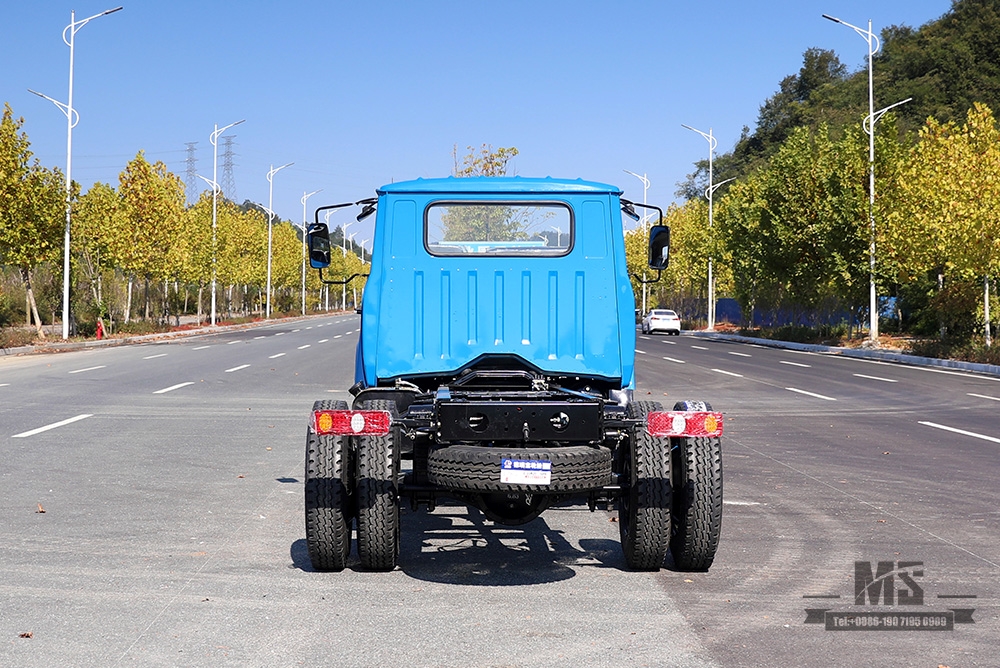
[{"x1": 425, "y1": 201, "x2": 572, "y2": 256}]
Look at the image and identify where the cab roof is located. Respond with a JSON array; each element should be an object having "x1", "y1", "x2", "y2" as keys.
[{"x1": 377, "y1": 176, "x2": 623, "y2": 196}]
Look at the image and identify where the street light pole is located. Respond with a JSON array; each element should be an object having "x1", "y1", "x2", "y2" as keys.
[
  {"x1": 823, "y1": 13, "x2": 887, "y2": 342},
  {"x1": 341, "y1": 221, "x2": 355, "y2": 312},
  {"x1": 265, "y1": 162, "x2": 293, "y2": 319},
  {"x1": 623, "y1": 169, "x2": 651, "y2": 315},
  {"x1": 209, "y1": 119, "x2": 244, "y2": 325},
  {"x1": 29, "y1": 6, "x2": 122, "y2": 340},
  {"x1": 300, "y1": 189, "x2": 322, "y2": 315},
  {"x1": 681, "y1": 124, "x2": 720, "y2": 330}
]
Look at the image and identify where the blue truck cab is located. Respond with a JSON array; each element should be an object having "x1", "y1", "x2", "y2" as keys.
[{"x1": 303, "y1": 176, "x2": 723, "y2": 573}]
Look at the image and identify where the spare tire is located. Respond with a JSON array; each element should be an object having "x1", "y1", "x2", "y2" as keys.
[{"x1": 427, "y1": 444, "x2": 611, "y2": 493}]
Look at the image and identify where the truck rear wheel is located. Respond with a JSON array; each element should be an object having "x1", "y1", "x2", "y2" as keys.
[
  {"x1": 355, "y1": 399, "x2": 400, "y2": 571},
  {"x1": 669, "y1": 400, "x2": 723, "y2": 571},
  {"x1": 304, "y1": 400, "x2": 353, "y2": 571},
  {"x1": 619, "y1": 401, "x2": 671, "y2": 571}
]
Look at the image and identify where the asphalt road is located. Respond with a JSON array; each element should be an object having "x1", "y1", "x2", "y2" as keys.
[{"x1": 1, "y1": 320, "x2": 997, "y2": 667}]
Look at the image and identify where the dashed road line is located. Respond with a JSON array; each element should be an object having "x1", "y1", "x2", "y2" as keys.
[
  {"x1": 663, "y1": 357, "x2": 686, "y2": 364},
  {"x1": 919, "y1": 421, "x2": 1000, "y2": 444},
  {"x1": 192, "y1": 345, "x2": 211, "y2": 350},
  {"x1": 636, "y1": 349, "x2": 647, "y2": 355},
  {"x1": 298, "y1": 345, "x2": 311, "y2": 350},
  {"x1": 143, "y1": 353, "x2": 167, "y2": 360},
  {"x1": 69, "y1": 365, "x2": 106, "y2": 374},
  {"x1": 968, "y1": 392, "x2": 1000, "y2": 402},
  {"x1": 268, "y1": 353, "x2": 286, "y2": 359},
  {"x1": 729, "y1": 352, "x2": 752, "y2": 357},
  {"x1": 227, "y1": 340, "x2": 242, "y2": 345},
  {"x1": 786, "y1": 387, "x2": 836, "y2": 401},
  {"x1": 153, "y1": 382, "x2": 194, "y2": 395},
  {"x1": 318, "y1": 339, "x2": 329, "y2": 344},
  {"x1": 225, "y1": 364, "x2": 251, "y2": 373},
  {"x1": 853, "y1": 373, "x2": 898, "y2": 383},
  {"x1": 691, "y1": 345, "x2": 708, "y2": 350},
  {"x1": 712, "y1": 368, "x2": 744, "y2": 378},
  {"x1": 780, "y1": 360, "x2": 811, "y2": 368},
  {"x1": 13, "y1": 414, "x2": 93, "y2": 438}
]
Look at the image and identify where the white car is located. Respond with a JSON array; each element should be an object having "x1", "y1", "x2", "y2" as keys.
[{"x1": 642, "y1": 309, "x2": 681, "y2": 335}]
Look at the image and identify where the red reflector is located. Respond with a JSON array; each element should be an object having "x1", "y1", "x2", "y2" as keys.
[
  {"x1": 646, "y1": 411, "x2": 723, "y2": 438},
  {"x1": 314, "y1": 410, "x2": 391, "y2": 436}
]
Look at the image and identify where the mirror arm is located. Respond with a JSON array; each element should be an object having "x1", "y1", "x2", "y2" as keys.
[
  {"x1": 630, "y1": 269, "x2": 663, "y2": 285},
  {"x1": 318, "y1": 269, "x2": 370, "y2": 286}
]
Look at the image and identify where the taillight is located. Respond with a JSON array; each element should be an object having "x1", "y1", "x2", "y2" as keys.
[
  {"x1": 314, "y1": 410, "x2": 392, "y2": 436},
  {"x1": 646, "y1": 411, "x2": 723, "y2": 438}
]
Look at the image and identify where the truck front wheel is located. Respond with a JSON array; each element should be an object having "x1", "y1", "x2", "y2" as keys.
[
  {"x1": 619, "y1": 401, "x2": 671, "y2": 571},
  {"x1": 669, "y1": 400, "x2": 723, "y2": 571},
  {"x1": 355, "y1": 399, "x2": 400, "y2": 571},
  {"x1": 304, "y1": 400, "x2": 353, "y2": 571}
]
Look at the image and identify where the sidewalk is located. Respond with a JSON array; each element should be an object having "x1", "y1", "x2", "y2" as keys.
[
  {"x1": 688, "y1": 329, "x2": 1000, "y2": 379},
  {"x1": 0, "y1": 312, "x2": 353, "y2": 358}
]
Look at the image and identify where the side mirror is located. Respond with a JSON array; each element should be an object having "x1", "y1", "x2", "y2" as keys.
[
  {"x1": 308, "y1": 223, "x2": 332, "y2": 268},
  {"x1": 648, "y1": 225, "x2": 670, "y2": 270}
]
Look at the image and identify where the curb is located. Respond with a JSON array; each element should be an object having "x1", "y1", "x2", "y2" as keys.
[
  {"x1": 687, "y1": 330, "x2": 1000, "y2": 379},
  {"x1": 0, "y1": 312, "x2": 355, "y2": 358}
]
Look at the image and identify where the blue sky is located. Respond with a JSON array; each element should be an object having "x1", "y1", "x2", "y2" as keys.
[{"x1": 3, "y1": 1, "x2": 951, "y2": 242}]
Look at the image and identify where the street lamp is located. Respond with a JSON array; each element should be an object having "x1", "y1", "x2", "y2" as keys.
[
  {"x1": 680, "y1": 124, "x2": 723, "y2": 330},
  {"x1": 823, "y1": 13, "x2": 905, "y2": 343},
  {"x1": 623, "y1": 169, "x2": 651, "y2": 315},
  {"x1": 208, "y1": 119, "x2": 245, "y2": 325},
  {"x1": 28, "y1": 6, "x2": 122, "y2": 340},
  {"x1": 339, "y1": 220, "x2": 355, "y2": 312},
  {"x1": 300, "y1": 189, "x2": 322, "y2": 315},
  {"x1": 265, "y1": 162, "x2": 293, "y2": 319},
  {"x1": 549, "y1": 225, "x2": 563, "y2": 248}
]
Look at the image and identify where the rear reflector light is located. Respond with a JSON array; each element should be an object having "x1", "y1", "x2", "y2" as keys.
[
  {"x1": 314, "y1": 410, "x2": 391, "y2": 436},
  {"x1": 646, "y1": 411, "x2": 723, "y2": 438}
]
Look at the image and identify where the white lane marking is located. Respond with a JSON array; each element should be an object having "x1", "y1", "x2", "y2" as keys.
[
  {"x1": 636, "y1": 349, "x2": 648, "y2": 355},
  {"x1": 268, "y1": 353, "x2": 286, "y2": 359},
  {"x1": 306, "y1": 326, "x2": 313, "y2": 330},
  {"x1": 318, "y1": 339, "x2": 329, "y2": 344},
  {"x1": 225, "y1": 364, "x2": 251, "y2": 373},
  {"x1": 712, "y1": 368, "x2": 744, "y2": 378},
  {"x1": 919, "y1": 421, "x2": 1000, "y2": 444},
  {"x1": 333, "y1": 335, "x2": 343, "y2": 339},
  {"x1": 0, "y1": 383, "x2": 9, "y2": 387},
  {"x1": 143, "y1": 353, "x2": 167, "y2": 360},
  {"x1": 639, "y1": 336, "x2": 651, "y2": 340},
  {"x1": 746, "y1": 344, "x2": 767, "y2": 349},
  {"x1": 344, "y1": 330, "x2": 354, "y2": 335},
  {"x1": 786, "y1": 349, "x2": 816, "y2": 356},
  {"x1": 254, "y1": 336, "x2": 266, "y2": 340},
  {"x1": 13, "y1": 414, "x2": 93, "y2": 438},
  {"x1": 317, "y1": 324, "x2": 324, "y2": 328},
  {"x1": 786, "y1": 387, "x2": 837, "y2": 401},
  {"x1": 723, "y1": 500, "x2": 761, "y2": 506},
  {"x1": 968, "y1": 392, "x2": 1000, "y2": 402},
  {"x1": 298, "y1": 345, "x2": 311, "y2": 350},
  {"x1": 292, "y1": 329, "x2": 301, "y2": 333},
  {"x1": 780, "y1": 360, "x2": 811, "y2": 368},
  {"x1": 729, "y1": 352, "x2": 752, "y2": 357},
  {"x1": 661, "y1": 340, "x2": 677, "y2": 345},
  {"x1": 663, "y1": 357, "x2": 686, "y2": 364},
  {"x1": 691, "y1": 345, "x2": 708, "y2": 350},
  {"x1": 227, "y1": 340, "x2": 242, "y2": 345},
  {"x1": 853, "y1": 373, "x2": 897, "y2": 383},
  {"x1": 153, "y1": 382, "x2": 194, "y2": 395},
  {"x1": 69, "y1": 365, "x2": 106, "y2": 374},
  {"x1": 192, "y1": 345, "x2": 211, "y2": 350},
  {"x1": 275, "y1": 332, "x2": 285, "y2": 337}
]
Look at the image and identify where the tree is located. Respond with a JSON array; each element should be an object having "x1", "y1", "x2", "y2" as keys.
[
  {"x1": 892, "y1": 103, "x2": 1000, "y2": 344},
  {"x1": 0, "y1": 103, "x2": 66, "y2": 337},
  {"x1": 452, "y1": 143, "x2": 519, "y2": 177}
]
